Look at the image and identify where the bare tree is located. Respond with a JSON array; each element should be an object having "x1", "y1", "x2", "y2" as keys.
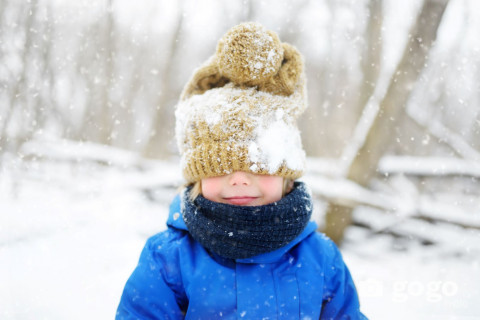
[
  {"x1": 324, "y1": 0, "x2": 450, "y2": 244},
  {"x1": 99, "y1": 0, "x2": 116, "y2": 144},
  {"x1": 143, "y1": 0, "x2": 185, "y2": 159},
  {"x1": 0, "y1": 0, "x2": 39, "y2": 153},
  {"x1": 357, "y1": 0, "x2": 383, "y2": 115},
  {"x1": 80, "y1": 0, "x2": 116, "y2": 145}
]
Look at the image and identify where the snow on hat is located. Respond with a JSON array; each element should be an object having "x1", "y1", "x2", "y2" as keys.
[{"x1": 175, "y1": 22, "x2": 307, "y2": 183}]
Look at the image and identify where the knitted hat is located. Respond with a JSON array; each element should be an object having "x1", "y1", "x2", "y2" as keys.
[{"x1": 175, "y1": 22, "x2": 307, "y2": 183}]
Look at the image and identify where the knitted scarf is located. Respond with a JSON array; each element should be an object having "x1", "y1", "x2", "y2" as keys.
[{"x1": 182, "y1": 182, "x2": 312, "y2": 260}]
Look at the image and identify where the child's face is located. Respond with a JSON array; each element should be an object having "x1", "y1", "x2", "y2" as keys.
[{"x1": 201, "y1": 171, "x2": 283, "y2": 206}]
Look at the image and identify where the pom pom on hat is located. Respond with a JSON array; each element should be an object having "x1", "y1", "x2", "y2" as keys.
[
  {"x1": 216, "y1": 22, "x2": 284, "y2": 86},
  {"x1": 180, "y1": 22, "x2": 304, "y2": 100},
  {"x1": 175, "y1": 22, "x2": 308, "y2": 183}
]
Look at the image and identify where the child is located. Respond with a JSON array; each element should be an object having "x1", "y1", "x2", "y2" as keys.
[{"x1": 116, "y1": 22, "x2": 367, "y2": 319}]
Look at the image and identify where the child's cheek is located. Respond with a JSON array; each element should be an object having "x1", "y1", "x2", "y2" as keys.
[
  {"x1": 201, "y1": 177, "x2": 224, "y2": 201},
  {"x1": 259, "y1": 176, "x2": 284, "y2": 199}
]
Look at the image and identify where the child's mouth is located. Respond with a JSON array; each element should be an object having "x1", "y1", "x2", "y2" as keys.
[{"x1": 223, "y1": 197, "x2": 258, "y2": 206}]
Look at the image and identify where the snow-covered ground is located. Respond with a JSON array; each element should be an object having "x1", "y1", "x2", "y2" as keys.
[{"x1": 1, "y1": 140, "x2": 479, "y2": 320}]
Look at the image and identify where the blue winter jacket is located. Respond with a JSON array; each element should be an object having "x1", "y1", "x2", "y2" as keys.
[{"x1": 116, "y1": 195, "x2": 367, "y2": 319}]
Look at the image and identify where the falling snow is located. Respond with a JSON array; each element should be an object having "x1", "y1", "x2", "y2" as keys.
[
  {"x1": 1, "y1": 0, "x2": 480, "y2": 319},
  {"x1": 1, "y1": 139, "x2": 479, "y2": 319}
]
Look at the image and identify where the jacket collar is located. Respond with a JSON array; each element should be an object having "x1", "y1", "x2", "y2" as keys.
[{"x1": 166, "y1": 194, "x2": 318, "y2": 264}]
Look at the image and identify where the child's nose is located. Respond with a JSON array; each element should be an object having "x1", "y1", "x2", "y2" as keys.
[{"x1": 229, "y1": 171, "x2": 251, "y2": 186}]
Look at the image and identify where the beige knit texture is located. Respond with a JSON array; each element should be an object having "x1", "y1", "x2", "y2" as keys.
[
  {"x1": 176, "y1": 22, "x2": 307, "y2": 182},
  {"x1": 216, "y1": 23, "x2": 283, "y2": 86},
  {"x1": 181, "y1": 23, "x2": 304, "y2": 100}
]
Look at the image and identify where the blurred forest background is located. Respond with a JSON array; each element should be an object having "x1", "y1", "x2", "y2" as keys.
[{"x1": 1, "y1": 0, "x2": 479, "y2": 243}]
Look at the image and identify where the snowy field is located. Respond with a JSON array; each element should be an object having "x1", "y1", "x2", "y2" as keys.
[{"x1": 1, "y1": 139, "x2": 479, "y2": 320}]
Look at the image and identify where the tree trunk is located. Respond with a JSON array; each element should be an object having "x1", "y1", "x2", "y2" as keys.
[
  {"x1": 357, "y1": 0, "x2": 383, "y2": 114},
  {"x1": 79, "y1": 0, "x2": 116, "y2": 145},
  {"x1": 0, "y1": 0, "x2": 38, "y2": 154},
  {"x1": 98, "y1": 0, "x2": 115, "y2": 144},
  {"x1": 143, "y1": 1, "x2": 184, "y2": 159},
  {"x1": 324, "y1": 0, "x2": 450, "y2": 245}
]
